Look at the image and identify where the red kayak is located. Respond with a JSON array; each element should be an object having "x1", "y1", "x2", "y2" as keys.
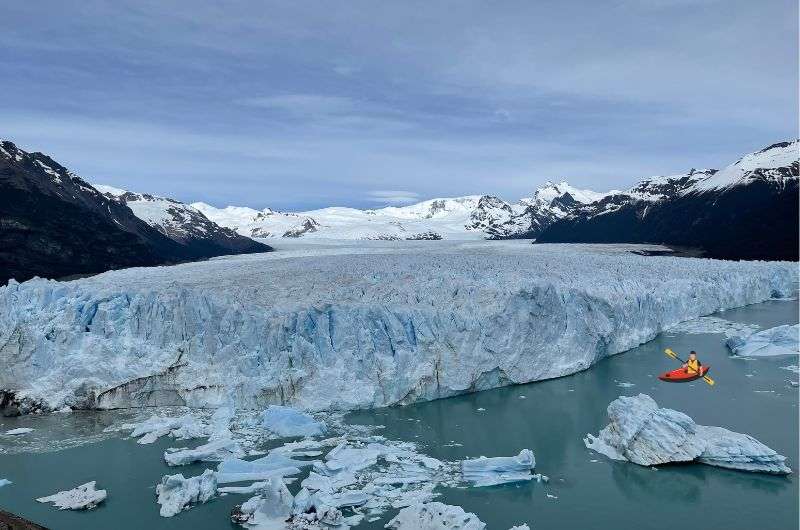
[{"x1": 658, "y1": 366, "x2": 710, "y2": 383}]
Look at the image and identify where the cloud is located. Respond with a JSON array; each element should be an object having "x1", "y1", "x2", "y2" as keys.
[
  {"x1": 237, "y1": 94, "x2": 359, "y2": 116},
  {"x1": 0, "y1": 0, "x2": 795, "y2": 211},
  {"x1": 366, "y1": 190, "x2": 421, "y2": 205}
]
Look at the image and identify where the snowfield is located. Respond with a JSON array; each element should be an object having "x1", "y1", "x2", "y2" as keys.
[{"x1": 0, "y1": 241, "x2": 796, "y2": 414}]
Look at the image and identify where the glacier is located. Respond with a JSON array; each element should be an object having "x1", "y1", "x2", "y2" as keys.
[
  {"x1": 0, "y1": 241, "x2": 796, "y2": 414},
  {"x1": 585, "y1": 394, "x2": 791, "y2": 474}
]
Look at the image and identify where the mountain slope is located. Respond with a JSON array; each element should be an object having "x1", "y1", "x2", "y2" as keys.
[
  {"x1": 95, "y1": 185, "x2": 269, "y2": 256},
  {"x1": 0, "y1": 140, "x2": 270, "y2": 284},
  {"x1": 537, "y1": 141, "x2": 799, "y2": 260}
]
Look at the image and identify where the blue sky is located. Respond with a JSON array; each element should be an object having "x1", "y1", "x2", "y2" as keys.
[{"x1": 2, "y1": 1, "x2": 797, "y2": 210}]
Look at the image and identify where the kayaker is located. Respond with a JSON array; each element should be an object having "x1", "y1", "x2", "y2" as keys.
[{"x1": 682, "y1": 351, "x2": 702, "y2": 374}]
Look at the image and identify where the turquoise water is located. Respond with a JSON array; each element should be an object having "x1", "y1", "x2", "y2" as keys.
[{"x1": 1, "y1": 299, "x2": 797, "y2": 529}]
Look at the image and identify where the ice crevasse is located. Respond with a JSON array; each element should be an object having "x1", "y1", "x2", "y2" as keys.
[{"x1": 0, "y1": 244, "x2": 796, "y2": 413}]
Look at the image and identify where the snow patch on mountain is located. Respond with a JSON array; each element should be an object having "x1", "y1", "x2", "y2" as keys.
[{"x1": 691, "y1": 140, "x2": 799, "y2": 192}]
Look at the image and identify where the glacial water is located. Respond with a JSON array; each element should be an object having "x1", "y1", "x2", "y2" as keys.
[{"x1": 0, "y1": 299, "x2": 797, "y2": 530}]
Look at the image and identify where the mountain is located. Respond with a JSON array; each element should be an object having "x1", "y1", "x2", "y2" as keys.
[
  {"x1": 0, "y1": 140, "x2": 270, "y2": 284},
  {"x1": 192, "y1": 183, "x2": 608, "y2": 241},
  {"x1": 487, "y1": 181, "x2": 613, "y2": 239},
  {"x1": 536, "y1": 141, "x2": 799, "y2": 260},
  {"x1": 95, "y1": 185, "x2": 269, "y2": 255}
]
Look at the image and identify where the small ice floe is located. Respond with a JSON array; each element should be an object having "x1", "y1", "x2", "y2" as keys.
[
  {"x1": 231, "y1": 477, "x2": 294, "y2": 528},
  {"x1": 0, "y1": 479, "x2": 11, "y2": 488},
  {"x1": 156, "y1": 469, "x2": 217, "y2": 517},
  {"x1": 781, "y1": 364, "x2": 799, "y2": 374},
  {"x1": 667, "y1": 316, "x2": 760, "y2": 338},
  {"x1": 546, "y1": 493, "x2": 558, "y2": 499},
  {"x1": 461, "y1": 449, "x2": 535, "y2": 487},
  {"x1": 164, "y1": 438, "x2": 244, "y2": 466},
  {"x1": 36, "y1": 481, "x2": 107, "y2": 510},
  {"x1": 745, "y1": 374, "x2": 754, "y2": 377},
  {"x1": 262, "y1": 405, "x2": 327, "y2": 438},
  {"x1": 216, "y1": 449, "x2": 314, "y2": 484},
  {"x1": 120, "y1": 413, "x2": 207, "y2": 444},
  {"x1": 518, "y1": 395, "x2": 526, "y2": 399},
  {"x1": 233, "y1": 476, "x2": 363, "y2": 529},
  {"x1": 476, "y1": 408, "x2": 486, "y2": 412},
  {"x1": 4, "y1": 427, "x2": 33, "y2": 436},
  {"x1": 615, "y1": 381, "x2": 636, "y2": 388},
  {"x1": 585, "y1": 394, "x2": 791, "y2": 474},
  {"x1": 442, "y1": 441, "x2": 463, "y2": 447},
  {"x1": 726, "y1": 324, "x2": 800, "y2": 357},
  {"x1": 386, "y1": 502, "x2": 486, "y2": 530}
]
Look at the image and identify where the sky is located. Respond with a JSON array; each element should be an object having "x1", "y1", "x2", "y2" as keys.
[{"x1": 2, "y1": 0, "x2": 797, "y2": 210}]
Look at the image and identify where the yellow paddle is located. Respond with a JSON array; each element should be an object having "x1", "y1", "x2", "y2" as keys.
[{"x1": 664, "y1": 348, "x2": 715, "y2": 386}]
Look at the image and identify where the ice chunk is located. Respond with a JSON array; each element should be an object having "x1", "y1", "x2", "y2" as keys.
[
  {"x1": 385, "y1": 502, "x2": 486, "y2": 530},
  {"x1": 585, "y1": 394, "x2": 791, "y2": 474},
  {"x1": 461, "y1": 449, "x2": 535, "y2": 487},
  {"x1": 315, "y1": 443, "x2": 382, "y2": 477},
  {"x1": 231, "y1": 476, "x2": 293, "y2": 528},
  {"x1": 123, "y1": 413, "x2": 207, "y2": 444},
  {"x1": 726, "y1": 324, "x2": 799, "y2": 357},
  {"x1": 262, "y1": 405, "x2": 327, "y2": 438},
  {"x1": 36, "y1": 481, "x2": 107, "y2": 510},
  {"x1": 0, "y1": 479, "x2": 11, "y2": 488},
  {"x1": 216, "y1": 449, "x2": 314, "y2": 484},
  {"x1": 164, "y1": 437, "x2": 244, "y2": 466},
  {"x1": 156, "y1": 469, "x2": 217, "y2": 517},
  {"x1": 3, "y1": 428, "x2": 33, "y2": 436}
]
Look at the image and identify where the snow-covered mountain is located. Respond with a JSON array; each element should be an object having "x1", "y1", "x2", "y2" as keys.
[
  {"x1": 95, "y1": 185, "x2": 268, "y2": 255},
  {"x1": 0, "y1": 140, "x2": 270, "y2": 284},
  {"x1": 192, "y1": 182, "x2": 609, "y2": 241},
  {"x1": 538, "y1": 140, "x2": 799, "y2": 260}
]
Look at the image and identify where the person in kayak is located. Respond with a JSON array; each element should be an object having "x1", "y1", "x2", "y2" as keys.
[{"x1": 682, "y1": 351, "x2": 702, "y2": 374}]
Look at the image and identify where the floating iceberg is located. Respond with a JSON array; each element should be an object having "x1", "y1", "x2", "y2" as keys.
[
  {"x1": 461, "y1": 449, "x2": 536, "y2": 487},
  {"x1": 0, "y1": 479, "x2": 11, "y2": 488},
  {"x1": 385, "y1": 502, "x2": 487, "y2": 530},
  {"x1": 164, "y1": 437, "x2": 244, "y2": 466},
  {"x1": 216, "y1": 450, "x2": 312, "y2": 484},
  {"x1": 123, "y1": 413, "x2": 207, "y2": 444},
  {"x1": 3, "y1": 427, "x2": 33, "y2": 436},
  {"x1": 262, "y1": 405, "x2": 327, "y2": 438},
  {"x1": 726, "y1": 324, "x2": 799, "y2": 357},
  {"x1": 36, "y1": 481, "x2": 107, "y2": 510},
  {"x1": 156, "y1": 469, "x2": 217, "y2": 517},
  {"x1": 585, "y1": 394, "x2": 791, "y2": 474},
  {"x1": 1, "y1": 243, "x2": 795, "y2": 414},
  {"x1": 231, "y1": 476, "x2": 293, "y2": 528}
]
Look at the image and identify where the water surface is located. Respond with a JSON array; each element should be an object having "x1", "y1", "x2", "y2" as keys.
[{"x1": 1, "y1": 299, "x2": 797, "y2": 529}]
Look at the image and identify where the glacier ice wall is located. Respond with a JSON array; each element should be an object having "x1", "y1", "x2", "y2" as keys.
[{"x1": 0, "y1": 242, "x2": 796, "y2": 413}]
